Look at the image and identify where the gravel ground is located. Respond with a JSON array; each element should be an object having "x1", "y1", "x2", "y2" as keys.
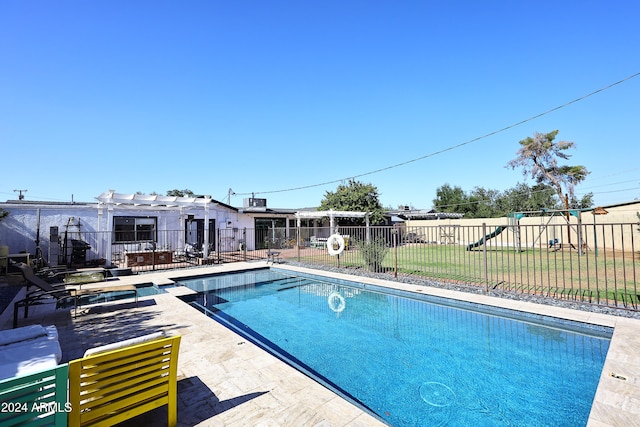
[{"x1": 285, "y1": 261, "x2": 640, "y2": 320}]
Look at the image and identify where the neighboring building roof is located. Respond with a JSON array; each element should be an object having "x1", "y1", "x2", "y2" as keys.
[
  {"x1": 240, "y1": 207, "x2": 299, "y2": 215},
  {"x1": 600, "y1": 200, "x2": 640, "y2": 209},
  {"x1": 2, "y1": 200, "x2": 93, "y2": 206},
  {"x1": 294, "y1": 209, "x2": 370, "y2": 219},
  {"x1": 395, "y1": 209, "x2": 464, "y2": 220}
]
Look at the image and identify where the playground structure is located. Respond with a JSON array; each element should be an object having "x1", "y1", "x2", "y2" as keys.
[
  {"x1": 466, "y1": 226, "x2": 506, "y2": 250},
  {"x1": 459, "y1": 208, "x2": 598, "y2": 255},
  {"x1": 528, "y1": 208, "x2": 589, "y2": 253}
]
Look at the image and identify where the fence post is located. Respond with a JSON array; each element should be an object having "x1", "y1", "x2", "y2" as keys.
[
  {"x1": 296, "y1": 224, "x2": 301, "y2": 261},
  {"x1": 482, "y1": 222, "x2": 488, "y2": 292},
  {"x1": 217, "y1": 228, "x2": 221, "y2": 264},
  {"x1": 243, "y1": 228, "x2": 247, "y2": 261},
  {"x1": 393, "y1": 225, "x2": 398, "y2": 278}
]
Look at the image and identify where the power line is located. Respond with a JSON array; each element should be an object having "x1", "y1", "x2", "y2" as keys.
[
  {"x1": 587, "y1": 187, "x2": 639, "y2": 195},
  {"x1": 586, "y1": 167, "x2": 640, "y2": 182},
  {"x1": 236, "y1": 71, "x2": 640, "y2": 197},
  {"x1": 578, "y1": 178, "x2": 640, "y2": 191}
]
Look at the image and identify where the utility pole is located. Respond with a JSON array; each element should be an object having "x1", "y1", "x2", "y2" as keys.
[{"x1": 13, "y1": 189, "x2": 27, "y2": 200}]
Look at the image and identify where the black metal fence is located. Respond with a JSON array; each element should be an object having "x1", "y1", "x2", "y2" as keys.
[{"x1": 42, "y1": 221, "x2": 640, "y2": 310}]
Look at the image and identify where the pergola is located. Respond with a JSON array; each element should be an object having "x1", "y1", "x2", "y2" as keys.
[
  {"x1": 96, "y1": 190, "x2": 217, "y2": 263},
  {"x1": 294, "y1": 209, "x2": 371, "y2": 240}
]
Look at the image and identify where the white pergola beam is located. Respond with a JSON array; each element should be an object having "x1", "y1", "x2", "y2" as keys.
[
  {"x1": 97, "y1": 190, "x2": 213, "y2": 208},
  {"x1": 294, "y1": 209, "x2": 369, "y2": 219}
]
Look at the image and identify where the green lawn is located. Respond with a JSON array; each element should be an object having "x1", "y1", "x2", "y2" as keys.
[{"x1": 299, "y1": 243, "x2": 640, "y2": 308}]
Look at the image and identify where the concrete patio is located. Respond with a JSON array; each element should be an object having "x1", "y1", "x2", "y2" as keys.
[{"x1": 1, "y1": 261, "x2": 639, "y2": 426}]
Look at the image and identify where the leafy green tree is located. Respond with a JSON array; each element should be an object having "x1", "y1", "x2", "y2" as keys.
[
  {"x1": 529, "y1": 183, "x2": 563, "y2": 210},
  {"x1": 433, "y1": 184, "x2": 469, "y2": 214},
  {"x1": 568, "y1": 192, "x2": 594, "y2": 210},
  {"x1": 497, "y1": 183, "x2": 560, "y2": 215},
  {"x1": 506, "y1": 130, "x2": 589, "y2": 209},
  {"x1": 166, "y1": 189, "x2": 195, "y2": 197},
  {"x1": 468, "y1": 187, "x2": 501, "y2": 218},
  {"x1": 432, "y1": 182, "x2": 564, "y2": 218},
  {"x1": 319, "y1": 179, "x2": 386, "y2": 225}
]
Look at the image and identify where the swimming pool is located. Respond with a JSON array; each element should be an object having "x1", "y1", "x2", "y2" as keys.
[{"x1": 177, "y1": 268, "x2": 611, "y2": 426}]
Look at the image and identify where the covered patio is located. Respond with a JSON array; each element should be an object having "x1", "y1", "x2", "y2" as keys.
[{"x1": 295, "y1": 209, "x2": 371, "y2": 240}]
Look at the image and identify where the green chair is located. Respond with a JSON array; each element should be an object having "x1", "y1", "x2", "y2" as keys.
[{"x1": 0, "y1": 364, "x2": 69, "y2": 426}]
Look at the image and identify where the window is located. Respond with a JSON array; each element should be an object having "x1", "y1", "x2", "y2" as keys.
[{"x1": 114, "y1": 217, "x2": 157, "y2": 243}]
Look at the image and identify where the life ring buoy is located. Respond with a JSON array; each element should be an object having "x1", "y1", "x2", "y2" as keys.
[
  {"x1": 327, "y1": 234, "x2": 345, "y2": 256},
  {"x1": 328, "y1": 292, "x2": 346, "y2": 313}
]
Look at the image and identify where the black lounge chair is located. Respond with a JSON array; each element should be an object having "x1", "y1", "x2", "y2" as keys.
[{"x1": 11, "y1": 262, "x2": 138, "y2": 328}]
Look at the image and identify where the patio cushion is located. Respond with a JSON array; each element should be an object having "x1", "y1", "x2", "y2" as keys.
[
  {"x1": 0, "y1": 325, "x2": 62, "y2": 381},
  {"x1": 0, "y1": 324, "x2": 48, "y2": 346},
  {"x1": 83, "y1": 331, "x2": 165, "y2": 357}
]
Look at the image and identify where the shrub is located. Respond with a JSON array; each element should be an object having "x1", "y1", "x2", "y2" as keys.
[{"x1": 356, "y1": 236, "x2": 389, "y2": 272}]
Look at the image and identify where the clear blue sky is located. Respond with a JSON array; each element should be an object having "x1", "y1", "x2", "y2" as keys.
[{"x1": 2, "y1": 1, "x2": 639, "y2": 210}]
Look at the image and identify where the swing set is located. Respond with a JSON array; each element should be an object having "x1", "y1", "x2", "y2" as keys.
[{"x1": 511, "y1": 208, "x2": 589, "y2": 255}]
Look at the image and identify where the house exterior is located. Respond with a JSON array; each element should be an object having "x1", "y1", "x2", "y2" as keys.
[
  {"x1": 0, "y1": 191, "x2": 302, "y2": 267},
  {"x1": 0, "y1": 188, "x2": 402, "y2": 269}
]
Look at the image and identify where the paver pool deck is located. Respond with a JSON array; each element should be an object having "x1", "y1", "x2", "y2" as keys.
[{"x1": 1, "y1": 261, "x2": 638, "y2": 426}]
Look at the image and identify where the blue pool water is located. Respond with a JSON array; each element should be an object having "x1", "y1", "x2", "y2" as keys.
[
  {"x1": 74, "y1": 283, "x2": 165, "y2": 305},
  {"x1": 177, "y1": 269, "x2": 611, "y2": 426}
]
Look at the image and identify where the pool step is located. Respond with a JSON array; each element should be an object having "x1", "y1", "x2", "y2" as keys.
[
  {"x1": 211, "y1": 277, "x2": 318, "y2": 304},
  {"x1": 276, "y1": 278, "x2": 318, "y2": 292},
  {"x1": 256, "y1": 276, "x2": 317, "y2": 292},
  {"x1": 255, "y1": 276, "x2": 305, "y2": 287}
]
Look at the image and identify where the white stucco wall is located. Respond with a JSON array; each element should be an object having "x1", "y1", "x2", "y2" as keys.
[
  {"x1": 0, "y1": 204, "x2": 97, "y2": 257},
  {"x1": 0, "y1": 201, "x2": 254, "y2": 264}
]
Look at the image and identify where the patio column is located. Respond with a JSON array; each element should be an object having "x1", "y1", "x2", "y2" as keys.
[
  {"x1": 106, "y1": 203, "x2": 114, "y2": 265},
  {"x1": 285, "y1": 217, "x2": 290, "y2": 238},
  {"x1": 271, "y1": 220, "x2": 277, "y2": 242},
  {"x1": 329, "y1": 209, "x2": 335, "y2": 234},
  {"x1": 179, "y1": 207, "x2": 185, "y2": 250},
  {"x1": 97, "y1": 205, "x2": 104, "y2": 264},
  {"x1": 203, "y1": 198, "x2": 210, "y2": 258},
  {"x1": 366, "y1": 213, "x2": 370, "y2": 242}
]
